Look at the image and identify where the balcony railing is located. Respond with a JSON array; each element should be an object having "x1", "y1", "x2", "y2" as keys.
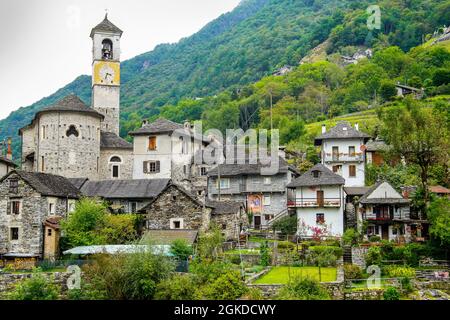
[
  {"x1": 323, "y1": 152, "x2": 363, "y2": 162},
  {"x1": 287, "y1": 198, "x2": 341, "y2": 208}
]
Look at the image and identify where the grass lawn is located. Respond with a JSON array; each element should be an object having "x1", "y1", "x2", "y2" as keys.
[{"x1": 253, "y1": 266, "x2": 337, "y2": 284}]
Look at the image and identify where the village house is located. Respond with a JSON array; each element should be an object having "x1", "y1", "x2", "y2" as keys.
[
  {"x1": 0, "y1": 170, "x2": 80, "y2": 263},
  {"x1": 358, "y1": 180, "x2": 413, "y2": 242},
  {"x1": 206, "y1": 199, "x2": 247, "y2": 241},
  {"x1": 72, "y1": 178, "x2": 170, "y2": 213},
  {"x1": 364, "y1": 137, "x2": 388, "y2": 166},
  {"x1": 18, "y1": 15, "x2": 133, "y2": 181},
  {"x1": 395, "y1": 82, "x2": 424, "y2": 99},
  {"x1": 129, "y1": 118, "x2": 212, "y2": 192},
  {"x1": 207, "y1": 157, "x2": 297, "y2": 229},
  {"x1": 0, "y1": 138, "x2": 17, "y2": 178},
  {"x1": 315, "y1": 121, "x2": 370, "y2": 187},
  {"x1": 287, "y1": 164, "x2": 345, "y2": 237}
]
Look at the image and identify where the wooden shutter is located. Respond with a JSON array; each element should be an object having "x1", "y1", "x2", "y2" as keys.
[
  {"x1": 148, "y1": 136, "x2": 156, "y2": 150},
  {"x1": 349, "y1": 165, "x2": 356, "y2": 177},
  {"x1": 143, "y1": 161, "x2": 148, "y2": 173},
  {"x1": 6, "y1": 201, "x2": 10, "y2": 215},
  {"x1": 155, "y1": 161, "x2": 160, "y2": 173}
]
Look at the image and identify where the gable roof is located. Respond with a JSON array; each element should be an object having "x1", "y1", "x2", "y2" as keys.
[
  {"x1": 206, "y1": 200, "x2": 244, "y2": 215},
  {"x1": 90, "y1": 14, "x2": 123, "y2": 37},
  {"x1": 287, "y1": 163, "x2": 345, "y2": 187},
  {"x1": 0, "y1": 156, "x2": 17, "y2": 167},
  {"x1": 207, "y1": 156, "x2": 291, "y2": 177},
  {"x1": 129, "y1": 118, "x2": 183, "y2": 136},
  {"x1": 0, "y1": 170, "x2": 81, "y2": 198},
  {"x1": 143, "y1": 230, "x2": 199, "y2": 245},
  {"x1": 19, "y1": 95, "x2": 104, "y2": 134},
  {"x1": 315, "y1": 121, "x2": 370, "y2": 145},
  {"x1": 79, "y1": 179, "x2": 169, "y2": 199},
  {"x1": 100, "y1": 131, "x2": 133, "y2": 149},
  {"x1": 359, "y1": 180, "x2": 410, "y2": 204},
  {"x1": 365, "y1": 138, "x2": 388, "y2": 152},
  {"x1": 68, "y1": 177, "x2": 89, "y2": 189},
  {"x1": 344, "y1": 186, "x2": 371, "y2": 196}
]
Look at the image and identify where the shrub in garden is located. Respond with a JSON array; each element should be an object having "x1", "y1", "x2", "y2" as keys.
[
  {"x1": 383, "y1": 287, "x2": 400, "y2": 300},
  {"x1": 8, "y1": 270, "x2": 60, "y2": 300},
  {"x1": 260, "y1": 241, "x2": 271, "y2": 266},
  {"x1": 272, "y1": 215, "x2": 297, "y2": 235},
  {"x1": 170, "y1": 239, "x2": 193, "y2": 261},
  {"x1": 365, "y1": 246, "x2": 382, "y2": 266},
  {"x1": 342, "y1": 228, "x2": 360, "y2": 246},
  {"x1": 154, "y1": 274, "x2": 197, "y2": 300},
  {"x1": 309, "y1": 246, "x2": 343, "y2": 259},
  {"x1": 197, "y1": 270, "x2": 248, "y2": 300},
  {"x1": 369, "y1": 235, "x2": 381, "y2": 243},
  {"x1": 277, "y1": 241, "x2": 296, "y2": 250},
  {"x1": 400, "y1": 277, "x2": 414, "y2": 294},
  {"x1": 343, "y1": 264, "x2": 363, "y2": 280},
  {"x1": 383, "y1": 265, "x2": 416, "y2": 278},
  {"x1": 242, "y1": 287, "x2": 264, "y2": 300},
  {"x1": 276, "y1": 277, "x2": 330, "y2": 300}
]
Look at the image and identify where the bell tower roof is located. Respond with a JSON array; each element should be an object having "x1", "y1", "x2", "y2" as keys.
[{"x1": 90, "y1": 14, "x2": 123, "y2": 38}]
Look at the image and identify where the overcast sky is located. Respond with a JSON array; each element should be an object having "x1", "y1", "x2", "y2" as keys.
[{"x1": 0, "y1": 0, "x2": 241, "y2": 119}]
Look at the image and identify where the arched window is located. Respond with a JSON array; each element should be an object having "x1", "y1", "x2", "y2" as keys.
[
  {"x1": 110, "y1": 156, "x2": 122, "y2": 163},
  {"x1": 66, "y1": 125, "x2": 79, "y2": 138},
  {"x1": 102, "y1": 39, "x2": 113, "y2": 59},
  {"x1": 109, "y1": 156, "x2": 122, "y2": 179}
]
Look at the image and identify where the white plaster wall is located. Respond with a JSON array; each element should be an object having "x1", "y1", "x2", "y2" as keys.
[
  {"x1": 367, "y1": 182, "x2": 403, "y2": 199},
  {"x1": 296, "y1": 206, "x2": 344, "y2": 237}
]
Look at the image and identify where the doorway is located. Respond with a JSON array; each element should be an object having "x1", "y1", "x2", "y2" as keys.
[{"x1": 381, "y1": 225, "x2": 389, "y2": 240}]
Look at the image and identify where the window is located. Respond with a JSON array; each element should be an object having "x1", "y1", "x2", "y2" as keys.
[
  {"x1": 218, "y1": 178, "x2": 230, "y2": 189},
  {"x1": 148, "y1": 136, "x2": 157, "y2": 151},
  {"x1": 265, "y1": 214, "x2": 274, "y2": 221},
  {"x1": 49, "y1": 203, "x2": 55, "y2": 214},
  {"x1": 10, "y1": 227, "x2": 19, "y2": 241},
  {"x1": 9, "y1": 179, "x2": 18, "y2": 194},
  {"x1": 10, "y1": 201, "x2": 21, "y2": 215},
  {"x1": 170, "y1": 218, "x2": 184, "y2": 230},
  {"x1": 110, "y1": 156, "x2": 121, "y2": 162},
  {"x1": 47, "y1": 228, "x2": 52, "y2": 237},
  {"x1": 200, "y1": 167, "x2": 207, "y2": 176},
  {"x1": 263, "y1": 177, "x2": 271, "y2": 185},
  {"x1": 332, "y1": 165, "x2": 342, "y2": 174},
  {"x1": 263, "y1": 195, "x2": 271, "y2": 206},
  {"x1": 312, "y1": 170, "x2": 320, "y2": 178},
  {"x1": 349, "y1": 146, "x2": 356, "y2": 156},
  {"x1": 41, "y1": 156, "x2": 45, "y2": 172},
  {"x1": 42, "y1": 125, "x2": 46, "y2": 140},
  {"x1": 143, "y1": 161, "x2": 160, "y2": 174},
  {"x1": 349, "y1": 165, "x2": 356, "y2": 177},
  {"x1": 112, "y1": 165, "x2": 119, "y2": 178},
  {"x1": 316, "y1": 213, "x2": 325, "y2": 224},
  {"x1": 130, "y1": 202, "x2": 137, "y2": 213}
]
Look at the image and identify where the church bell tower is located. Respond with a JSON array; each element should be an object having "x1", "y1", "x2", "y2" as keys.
[{"x1": 90, "y1": 14, "x2": 122, "y2": 135}]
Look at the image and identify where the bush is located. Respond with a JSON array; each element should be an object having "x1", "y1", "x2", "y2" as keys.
[
  {"x1": 260, "y1": 241, "x2": 271, "y2": 266},
  {"x1": 241, "y1": 287, "x2": 264, "y2": 300},
  {"x1": 170, "y1": 239, "x2": 193, "y2": 261},
  {"x1": 197, "y1": 270, "x2": 247, "y2": 300},
  {"x1": 8, "y1": 270, "x2": 59, "y2": 300},
  {"x1": 400, "y1": 277, "x2": 414, "y2": 294},
  {"x1": 277, "y1": 241, "x2": 296, "y2": 250},
  {"x1": 342, "y1": 228, "x2": 360, "y2": 246},
  {"x1": 383, "y1": 287, "x2": 400, "y2": 300},
  {"x1": 309, "y1": 246, "x2": 343, "y2": 259},
  {"x1": 383, "y1": 265, "x2": 415, "y2": 278},
  {"x1": 276, "y1": 277, "x2": 330, "y2": 300},
  {"x1": 369, "y1": 235, "x2": 381, "y2": 243},
  {"x1": 343, "y1": 264, "x2": 363, "y2": 280},
  {"x1": 154, "y1": 274, "x2": 197, "y2": 300},
  {"x1": 272, "y1": 215, "x2": 297, "y2": 235},
  {"x1": 365, "y1": 246, "x2": 382, "y2": 266}
]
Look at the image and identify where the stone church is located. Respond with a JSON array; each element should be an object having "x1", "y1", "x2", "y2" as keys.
[{"x1": 18, "y1": 15, "x2": 132, "y2": 181}]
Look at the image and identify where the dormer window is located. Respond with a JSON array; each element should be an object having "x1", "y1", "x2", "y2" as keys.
[
  {"x1": 102, "y1": 39, "x2": 113, "y2": 59},
  {"x1": 312, "y1": 170, "x2": 320, "y2": 178}
]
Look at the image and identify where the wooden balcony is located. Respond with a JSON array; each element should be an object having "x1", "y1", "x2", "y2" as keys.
[
  {"x1": 324, "y1": 152, "x2": 363, "y2": 163},
  {"x1": 287, "y1": 198, "x2": 341, "y2": 208}
]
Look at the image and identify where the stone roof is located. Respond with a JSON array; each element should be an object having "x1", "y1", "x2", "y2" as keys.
[
  {"x1": 0, "y1": 156, "x2": 17, "y2": 167},
  {"x1": 0, "y1": 170, "x2": 81, "y2": 198},
  {"x1": 100, "y1": 131, "x2": 133, "y2": 149},
  {"x1": 143, "y1": 230, "x2": 199, "y2": 245},
  {"x1": 44, "y1": 216, "x2": 63, "y2": 230},
  {"x1": 129, "y1": 118, "x2": 183, "y2": 136},
  {"x1": 90, "y1": 14, "x2": 123, "y2": 37},
  {"x1": 315, "y1": 121, "x2": 370, "y2": 145},
  {"x1": 287, "y1": 164, "x2": 345, "y2": 187},
  {"x1": 207, "y1": 156, "x2": 291, "y2": 177},
  {"x1": 359, "y1": 180, "x2": 410, "y2": 205},
  {"x1": 365, "y1": 138, "x2": 387, "y2": 152},
  {"x1": 79, "y1": 179, "x2": 170, "y2": 199},
  {"x1": 344, "y1": 186, "x2": 371, "y2": 196},
  {"x1": 206, "y1": 200, "x2": 244, "y2": 215},
  {"x1": 68, "y1": 177, "x2": 89, "y2": 189}
]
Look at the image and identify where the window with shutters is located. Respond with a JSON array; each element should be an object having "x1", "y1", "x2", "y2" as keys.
[
  {"x1": 200, "y1": 167, "x2": 207, "y2": 176},
  {"x1": 348, "y1": 146, "x2": 356, "y2": 156},
  {"x1": 9, "y1": 179, "x2": 18, "y2": 194},
  {"x1": 10, "y1": 200, "x2": 21, "y2": 215},
  {"x1": 349, "y1": 165, "x2": 356, "y2": 177},
  {"x1": 143, "y1": 160, "x2": 160, "y2": 174},
  {"x1": 148, "y1": 136, "x2": 157, "y2": 151}
]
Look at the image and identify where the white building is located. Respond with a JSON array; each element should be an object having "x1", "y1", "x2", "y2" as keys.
[
  {"x1": 315, "y1": 122, "x2": 370, "y2": 187},
  {"x1": 129, "y1": 118, "x2": 210, "y2": 190},
  {"x1": 287, "y1": 164, "x2": 345, "y2": 237}
]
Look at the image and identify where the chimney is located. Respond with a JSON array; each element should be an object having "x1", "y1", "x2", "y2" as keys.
[
  {"x1": 321, "y1": 124, "x2": 326, "y2": 134},
  {"x1": 184, "y1": 121, "x2": 191, "y2": 129},
  {"x1": 142, "y1": 119, "x2": 149, "y2": 127},
  {"x1": 354, "y1": 123, "x2": 359, "y2": 131},
  {"x1": 6, "y1": 137, "x2": 12, "y2": 160}
]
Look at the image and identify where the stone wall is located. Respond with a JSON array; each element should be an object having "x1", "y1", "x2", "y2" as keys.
[
  {"x1": 351, "y1": 246, "x2": 368, "y2": 269},
  {"x1": 344, "y1": 289, "x2": 385, "y2": 300},
  {"x1": 0, "y1": 272, "x2": 72, "y2": 297},
  {"x1": 98, "y1": 148, "x2": 133, "y2": 180},
  {"x1": 144, "y1": 184, "x2": 211, "y2": 231}
]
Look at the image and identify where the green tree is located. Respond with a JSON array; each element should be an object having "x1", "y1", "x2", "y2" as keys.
[
  {"x1": 170, "y1": 239, "x2": 193, "y2": 261},
  {"x1": 259, "y1": 241, "x2": 271, "y2": 266},
  {"x1": 427, "y1": 197, "x2": 450, "y2": 245},
  {"x1": 379, "y1": 80, "x2": 397, "y2": 102},
  {"x1": 272, "y1": 215, "x2": 297, "y2": 235}
]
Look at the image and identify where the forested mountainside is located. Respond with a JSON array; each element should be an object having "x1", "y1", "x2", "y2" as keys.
[{"x1": 1, "y1": 0, "x2": 449, "y2": 158}]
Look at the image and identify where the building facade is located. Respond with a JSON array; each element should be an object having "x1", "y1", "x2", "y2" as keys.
[{"x1": 287, "y1": 164, "x2": 345, "y2": 237}]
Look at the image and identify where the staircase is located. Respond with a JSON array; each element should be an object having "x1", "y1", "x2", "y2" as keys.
[
  {"x1": 343, "y1": 245, "x2": 352, "y2": 264},
  {"x1": 345, "y1": 202, "x2": 356, "y2": 229},
  {"x1": 265, "y1": 209, "x2": 289, "y2": 228}
]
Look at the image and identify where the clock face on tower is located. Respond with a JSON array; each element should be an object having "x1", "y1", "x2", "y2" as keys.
[{"x1": 93, "y1": 61, "x2": 120, "y2": 86}]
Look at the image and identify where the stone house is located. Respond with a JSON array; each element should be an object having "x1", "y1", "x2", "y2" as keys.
[
  {"x1": 140, "y1": 183, "x2": 213, "y2": 231},
  {"x1": 72, "y1": 178, "x2": 169, "y2": 213},
  {"x1": 287, "y1": 164, "x2": 345, "y2": 237},
  {"x1": 18, "y1": 15, "x2": 133, "y2": 181},
  {"x1": 358, "y1": 180, "x2": 415, "y2": 242},
  {"x1": 207, "y1": 157, "x2": 297, "y2": 229},
  {"x1": 315, "y1": 122, "x2": 370, "y2": 187},
  {"x1": 0, "y1": 170, "x2": 80, "y2": 260},
  {"x1": 364, "y1": 137, "x2": 388, "y2": 166},
  {"x1": 206, "y1": 200, "x2": 246, "y2": 241},
  {"x1": 0, "y1": 138, "x2": 17, "y2": 178}
]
